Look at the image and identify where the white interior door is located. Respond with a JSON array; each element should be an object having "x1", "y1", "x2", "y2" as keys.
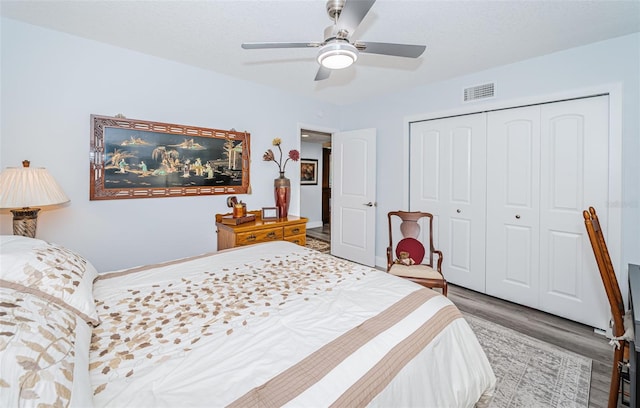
[
  {"x1": 409, "y1": 114, "x2": 487, "y2": 292},
  {"x1": 486, "y1": 106, "x2": 541, "y2": 307},
  {"x1": 538, "y1": 96, "x2": 610, "y2": 329},
  {"x1": 331, "y1": 128, "x2": 376, "y2": 266}
]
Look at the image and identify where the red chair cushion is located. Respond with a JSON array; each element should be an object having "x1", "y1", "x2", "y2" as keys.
[{"x1": 395, "y1": 237, "x2": 425, "y2": 265}]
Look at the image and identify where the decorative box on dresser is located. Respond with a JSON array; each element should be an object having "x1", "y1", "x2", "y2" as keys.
[{"x1": 215, "y1": 210, "x2": 307, "y2": 251}]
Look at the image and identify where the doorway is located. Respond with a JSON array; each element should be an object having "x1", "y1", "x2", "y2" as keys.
[{"x1": 300, "y1": 129, "x2": 331, "y2": 243}]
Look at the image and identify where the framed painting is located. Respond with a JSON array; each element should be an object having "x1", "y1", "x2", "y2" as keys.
[
  {"x1": 90, "y1": 115, "x2": 250, "y2": 200},
  {"x1": 300, "y1": 158, "x2": 318, "y2": 185}
]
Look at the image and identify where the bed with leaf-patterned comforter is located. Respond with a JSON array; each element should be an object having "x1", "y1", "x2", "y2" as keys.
[
  {"x1": 89, "y1": 240, "x2": 495, "y2": 407},
  {"x1": 1, "y1": 237, "x2": 495, "y2": 407}
]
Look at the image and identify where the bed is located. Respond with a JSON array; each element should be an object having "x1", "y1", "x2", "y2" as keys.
[{"x1": 1, "y1": 235, "x2": 495, "y2": 407}]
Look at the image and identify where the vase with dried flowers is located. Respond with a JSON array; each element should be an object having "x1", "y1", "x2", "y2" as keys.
[{"x1": 263, "y1": 138, "x2": 299, "y2": 218}]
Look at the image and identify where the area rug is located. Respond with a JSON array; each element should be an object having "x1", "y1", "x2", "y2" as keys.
[
  {"x1": 464, "y1": 313, "x2": 592, "y2": 408},
  {"x1": 305, "y1": 236, "x2": 330, "y2": 253}
]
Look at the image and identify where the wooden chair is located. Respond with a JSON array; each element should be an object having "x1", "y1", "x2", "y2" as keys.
[
  {"x1": 387, "y1": 211, "x2": 447, "y2": 296},
  {"x1": 583, "y1": 206, "x2": 631, "y2": 408}
]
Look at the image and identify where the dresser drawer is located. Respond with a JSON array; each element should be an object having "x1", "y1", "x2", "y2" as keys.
[
  {"x1": 284, "y1": 224, "x2": 305, "y2": 237},
  {"x1": 284, "y1": 234, "x2": 306, "y2": 246},
  {"x1": 236, "y1": 227, "x2": 283, "y2": 245}
]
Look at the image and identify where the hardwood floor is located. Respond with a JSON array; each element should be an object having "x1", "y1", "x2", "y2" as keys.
[
  {"x1": 448, "y1": 284, "x2": 614, "y2": 408},
  {"x1": 307, "y1": 225, "x2": 616, "y2": 407},
  {"x1": 306, "y1": 224, "x2": 330, "y2": 242}
]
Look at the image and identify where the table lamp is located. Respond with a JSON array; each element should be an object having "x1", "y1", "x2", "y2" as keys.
[{"x1": 0, "y1": 160, "x2": 70, "y2": 238}]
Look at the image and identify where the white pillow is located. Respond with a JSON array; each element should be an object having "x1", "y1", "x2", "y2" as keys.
[
  {"x1": 0, "y1": 235, "x2": 100, "y2": 325},
  {"x1": 0, "y1": 287, "x2": 95, "y2": 407}
]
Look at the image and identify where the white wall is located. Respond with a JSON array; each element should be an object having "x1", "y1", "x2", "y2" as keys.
[
  {"x1": 339, "y1": 33, "x2": 640, "y2": 285},
  {"x1": 299, "y1": 141, "x2": 323, "y2": 227},
  {"x1": 0, "y1": 18, "x2": 339, "y2": 272}
]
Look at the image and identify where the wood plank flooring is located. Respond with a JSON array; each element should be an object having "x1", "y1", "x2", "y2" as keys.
[
  {"x1": 306, "y1": 224, "x2": 331, "y2": 242},
  {"x1": 306, "y1": 226, "x2": 615, "y2": 407}
]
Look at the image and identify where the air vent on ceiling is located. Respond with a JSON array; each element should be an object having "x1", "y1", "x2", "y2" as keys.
[{"x1": 463, "y1": 82, "x2": 495, "y2": 102}]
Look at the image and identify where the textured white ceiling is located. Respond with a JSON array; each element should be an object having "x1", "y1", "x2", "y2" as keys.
[{"x1": 2, "y1": 0, "x2": 639, "y2": 105}]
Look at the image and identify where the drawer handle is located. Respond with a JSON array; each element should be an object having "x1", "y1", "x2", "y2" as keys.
[
  {"x1": 246, "y1": 234, "x2": 257, "y2": 241},
  {"x1": 267, "y1": 232, "x2": 277, "y2": 239},
  {"x1": 292, "y1": 228, "x2": 300, "y2": 234}
]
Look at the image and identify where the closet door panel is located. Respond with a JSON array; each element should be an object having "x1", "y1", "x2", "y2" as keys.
[
  {"x1": 448, "y1": 126, "x2": 477, "y2": 287},
  {"x1": 504, "y1": 225, "x2": 535, "y2": 285},
  {"x1": 410, "y1": 113, "x2": 486, "y2": 292},
  {"x1": 539, "y1": 96, "x2": 609, "y2": 329},
  {"x1": 486, "y1": 106, "x2": 540, "y2": 307},
  {"x1": 410, "y1": 122, "x2": 448, "y2": 254},
  {"x1": 450, "y1": 128, "x2": 472, "y2": 203},
  {"x1": 449, "y1": 218, "x2": 471, "y2": 272},
  {"x1": 417, "y1": 129, "x2": 441, "y2": 201},
  {"x1": 411, "y1": 127, "x2": 444, "y2": 253},
  {"x1": 548, "y1": 120, "x2": 582, "y2": 209},
  {"x1": 410, "y1": 124, "x2": 446, "y2": 216},
  {"x1": 546, "y1": 230, "x2": 583, "y2": 297}
]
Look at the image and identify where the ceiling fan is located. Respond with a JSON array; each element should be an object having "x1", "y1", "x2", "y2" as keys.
[{"x1": 241, "y1": 0, "x2": 426, "y2": 81}]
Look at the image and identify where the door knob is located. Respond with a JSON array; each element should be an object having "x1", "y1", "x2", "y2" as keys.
[
  {"x1": 515, "y1": 214, "x2": 521, "y2": 219},
  {"x1": 364, "y1": 202, "x2": 374, "y2": 207},
  {"x1": 456, "y1": 209, "x2": 461, "y2": 213}
]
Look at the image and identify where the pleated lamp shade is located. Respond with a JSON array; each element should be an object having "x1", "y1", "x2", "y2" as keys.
[{"x1": 0, "y1": 161, "x2": 69, "y2": 237}]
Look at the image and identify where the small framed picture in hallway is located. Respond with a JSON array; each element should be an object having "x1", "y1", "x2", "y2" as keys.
[{"x1": 300, "y1": 158, "x2": 318, "y2": 185}]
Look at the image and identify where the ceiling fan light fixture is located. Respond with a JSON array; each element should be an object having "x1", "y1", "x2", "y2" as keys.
[{"x1": 317, "y1": 42, "x2": 358, "y2": 70}]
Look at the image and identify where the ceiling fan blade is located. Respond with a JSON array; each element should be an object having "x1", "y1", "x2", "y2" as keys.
[
  {"x1": 241, "y1": 42, "x2": 321, "y2": 49},
  {"x1": 357, "y1": 41, "x2": 426, "y2": 58},
  {"x1": 314, "y1": 66, "x2": 331, "y2": 81},
  {"x1": 336, "y1": 0, "x2": 376, "y2": 36}
]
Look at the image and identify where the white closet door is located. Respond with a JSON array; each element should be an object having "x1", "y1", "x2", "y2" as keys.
[
  {"x1": 410, "y1": 95, "x2": 611, "y2": 329},
  {"x1": 485, "y1": 96, "x2": 610, "y2": 329},
  {"x1": 486, "y1": 106, "x2": 541, "y2": 307},
  {"x1": 409, "y1": 114, "x2": 487, "y2": 292},
  {"x1": 538, "y1": 96, "x2": 610, "y2": 329}
]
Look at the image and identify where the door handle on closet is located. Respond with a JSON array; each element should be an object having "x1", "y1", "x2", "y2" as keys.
[{"x1": 363, "y1": 202, "x2": 376, "y2": 207}]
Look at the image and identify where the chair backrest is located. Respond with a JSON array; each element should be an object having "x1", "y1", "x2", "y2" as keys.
[
  {"x1": 583, "y1": 206, "x2": 625, "y2": 337},
  {"x1": 388, "y1": 211, "x2": 437, "y2": 268}
]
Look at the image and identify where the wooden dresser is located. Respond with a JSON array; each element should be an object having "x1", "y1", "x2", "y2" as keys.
[{"x1": 215, "y1": 211, "x2": 307, "y2": 250}]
